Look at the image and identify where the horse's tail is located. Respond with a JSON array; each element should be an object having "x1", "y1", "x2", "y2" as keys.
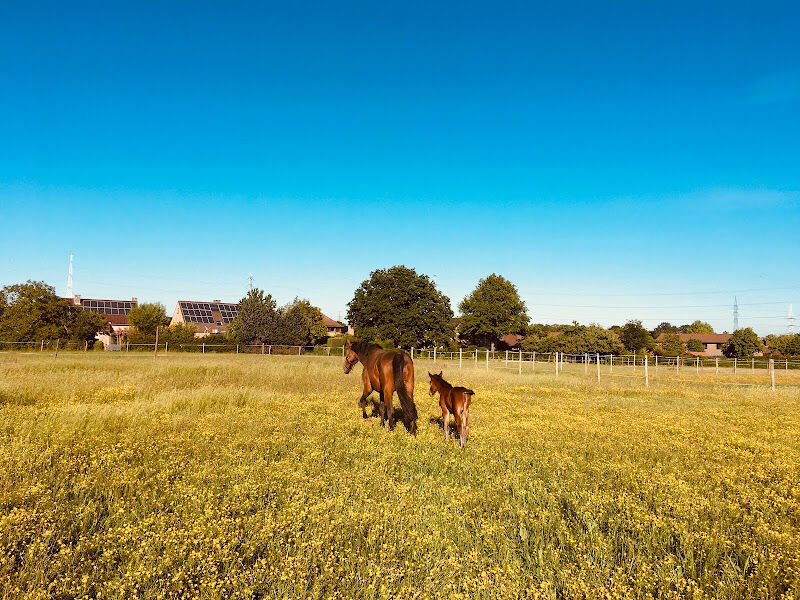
[
  {"x1": 393, "y1": 352, "x2": 417, "y2": 425},
  {"x1": 463, "y1": 389, "x2": 475, "y2": 396}
]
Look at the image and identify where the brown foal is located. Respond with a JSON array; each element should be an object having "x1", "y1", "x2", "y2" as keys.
[{"x1": 428, "y1": 371, "x2": 474, "y2": 447}]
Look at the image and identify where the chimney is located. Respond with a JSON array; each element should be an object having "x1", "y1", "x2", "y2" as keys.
[
  {"x1": 132, "y1": 297, "x2": 138, "y2": 303},
  {"x1": 213, "y1": 299, "x2": 221, "y2": 303},
  {"x1": 74, "y1": 295, "x2": 81, "y2": 305}
]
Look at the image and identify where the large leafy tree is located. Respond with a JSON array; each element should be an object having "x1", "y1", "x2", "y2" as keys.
[
  {"x1": 228, "y1": 288, "x2": 279, "y2": 345},
  {"x1": 651, "y1": 322, "x2": 678, "y2": 338},
  {"x1": 658, "y1": 332, "x2": 685, "y2": 356},
  {"x1": 128, "y1": 302, "x2": 170, "y2": 336},
  {"x1": 723, "y1": 328, "x2": 763, "y2": 358},
  {"x1": 68, "y1": 310, "x2": 110, "y2": 345},
  {"x1": 458, "y1": 274, "x2": 529, "y2": 349},
  {"x1": 0, "y1": 280, "x2": 71, "y2": 341},
  {"x1": 347, "y1": 265, "x2": 454, "y2": 348},
  {"x1": 619, "y1": 320, "x2": 654, "y2": 352},
  {"x1": 276, "y1": 298, "x2": 327, "y2": 346},
  {"x1": 768, "y1": 334, "x2": 800, "y2": 357},
  {"x1": 684, "y1": 320, "x2": 715, "y2": 334}
]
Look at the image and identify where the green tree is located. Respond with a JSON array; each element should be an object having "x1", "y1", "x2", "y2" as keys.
[
  {"x1": 0, "y1": 281, "x2": 71, "y2": 341},
  {"x1": 651, "y1": 322, "x2": 678, "y2": 338},
  {"x1": 128, "y1": 302, "x2": 170, "y2": 336},
  {"x1": 768, "y1": 334, "x2": 800, "y2": 357},
  {"x1": 67, "y1": 309, "x2": 109, "y2": 345},
  {"x1": 619, "y1": 320, "x2": 654, "y2": 352},
  {"x1": 162, "y1": 323, "x2": 198, "y2": 348},
  {"x1": 685, "y1": 320, "x2": 715, "y2": 334},
  {"x1": 228, "y1": 288, "x2": 279, "y2": 345},
  {"x1": 659, "y1": 332, "x2": 685, "y2": 357},
  {"x1": 458, "y1": 274, "x2": 529, "y2": 349},
  {"x1": 277, "y1": 298, "x2": 327, "y2": 346},
  {"x1": 686, "y1": 338, "x2": 705, "y2": 352},
  {"x1": 347, "y1": 265, "x2": 454, "y2": 348},
  {"x1": 723, "y1": 328, "x2": 763, "y2": 358},
  {"x1": 522, "y1": 323, "x2": 623, "y2": 355}
]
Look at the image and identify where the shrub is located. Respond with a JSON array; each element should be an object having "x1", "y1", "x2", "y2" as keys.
[{"x1": 686, "y1": 339, "x2": 705, "y2": 352}]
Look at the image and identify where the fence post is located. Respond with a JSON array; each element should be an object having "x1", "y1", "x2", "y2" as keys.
[
  {"x1": 486, "y1": 349, "x2": 489, "y2": 371},
  {"x1": 40, "y1": 339, "x2": 44, "y2": 352},
  {"x1": 165, "y1": 342, "x2": 168, "y2": 353},
  {"x1": 532, "y1": 351, "x2": 536, "y2": 373},
  {"x1": 433, "y1": 347, "x2": 437, "y2": 363},
  {"x1": 202, "y1": 342, "x2": 205, "y2": 354},
  {"x1": 126, "y1": 341, "x2": 129, "y2": 352},
  {"x1": 584, "y1": 353, "x2": 588, "y2": 374},
  {"x1": 715, "y1": 357, "x2": 719, "y2": 375},
  {"x1": 770, "y1": 358, "x2": 775, "y2": 391},
  {"x1": 644, "y1": 355, "x2": 649, "y2": 387},
  {"x1": 475, "y1": 349, "x2": 478, "y2": 367},
  {"x1": 696, "y1": 356, "x2": 699, "y2": 374},
  {"x1": 555, "y1": 352, "x2": 559, "y2": 377},
  {"x1": 596, "y1": 353, "x2": 600, "y2": 383},
  {"x1": 154, "y1": 327, "x2": 159, "y2": 358},
  {"x1": 518, "y1": 349, "x2": 522, "y2": 374},
  {"x1": 262, "y1": 343, "x2": 265, "y2": 355},
  {"x1": 54, "y1": 339, "x2": 59, "y2": 358},
  {"x1": 734, "y1": 357, "x2": 737, "y2": 374},
  {"x1": 505, "y1": 350, "x2": 508, "y2": 367},
  {"x1": 610, "y1": 354, "x2": 613, "y2": 374},
  {"x1": 633, "y1": 350, "x2": 636, "y2": 372},
  {"x1": 269, "y1": 346, "x2": 272, "y2": 355},
  {"x1": 459, "y1": 348, "x2": 462, "y2": 369},
  {"x1": 751, "y1": 358, "x2": 755, "y2": 375},
  {"x1": 411, "y1": 347, "x2": 414, "y2": 360},
  {"x1": 298, "y1": 345, "x2": 302, "y2": 356},
  {"x1": 676, "y1": 356, "x2": 680, "y2": 373},
  {"x1": 236, "y1": 344, "x2": 239, "y2": 354},
  {"x1": 655, "y1": 354, "x2": 658, "y2": 372}
]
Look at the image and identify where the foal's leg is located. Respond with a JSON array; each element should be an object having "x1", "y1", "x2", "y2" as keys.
[{"x1": 378, "y1": 392, "x2": 386, "y2": 427}]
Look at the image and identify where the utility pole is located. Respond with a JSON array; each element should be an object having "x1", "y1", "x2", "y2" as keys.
[
  {"x1": 733, "y1": 296, "x2": 739, "y2": 331},
  {"x1": 248, "y1": 273, "x2": 253, "y2": 292},
  {"x1": 790, "y1": 304, "x2": 795, "y2": 335},
  {"x1": 66, "y1": 253, "x2": 74, "y2": 299}
]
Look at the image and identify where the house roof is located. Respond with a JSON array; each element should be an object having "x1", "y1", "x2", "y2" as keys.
[
  {"x1": 176, "y1": 300, "x2": 239, "y2": 325},
  {"x1": 322, "y1": 314, "x2": 345, "y2": 328},
  {"x1": 656, "y1": 333, "x2": 731, "y2": 343}
]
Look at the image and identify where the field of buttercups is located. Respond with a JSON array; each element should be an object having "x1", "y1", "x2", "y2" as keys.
[{"x1": 1, "y1": 352, "x2": 799, "y2": 599}]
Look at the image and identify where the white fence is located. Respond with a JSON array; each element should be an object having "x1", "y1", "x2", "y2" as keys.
[{"x1": 3, "y1": 341, "x2": 799, "y2": 390}]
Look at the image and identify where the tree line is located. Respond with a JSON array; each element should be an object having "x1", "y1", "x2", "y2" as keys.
[{"x1": 1, "y1": 274, "x2": 794, "y2": 359}]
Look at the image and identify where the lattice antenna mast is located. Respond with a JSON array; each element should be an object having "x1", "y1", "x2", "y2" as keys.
[
  {"x1": 790, "y1": 304, "x2": 795, "y2": 335},
  {"x1": 733, "y1": 296, "x2": 739, "y2": 331},
  {"x1": 248, "y1": 273, "x2": 253, "y2": 292},
  {"x1": 66, "y1": 253, "x2": 74, "y2": 299}
]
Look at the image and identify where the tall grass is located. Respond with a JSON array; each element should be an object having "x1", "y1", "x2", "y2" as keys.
[{"x1": 1, "y1": 353, "x2": 799, "y2": 599}]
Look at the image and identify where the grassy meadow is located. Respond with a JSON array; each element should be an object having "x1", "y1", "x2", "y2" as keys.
[{"x1": 1, "y1": 352, "x2": 800, "y2": 599}]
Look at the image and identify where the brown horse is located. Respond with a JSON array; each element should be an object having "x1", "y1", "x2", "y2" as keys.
[
  {"x1": 344, "y1": 340, "x2": 418, "y2": 435},
  {"x1": 428, "y1": 371, "x2": 474, "y2": 447}
]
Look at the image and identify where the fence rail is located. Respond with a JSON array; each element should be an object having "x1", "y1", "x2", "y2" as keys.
[{"x1": 2, "y1": 341, "x2": 799, "y2": 390}]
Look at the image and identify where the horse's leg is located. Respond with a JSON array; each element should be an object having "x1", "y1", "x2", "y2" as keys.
[
  {"x1": 385, "y1": 390, "x2": 396, "y2": 430},
  {"x1": 378, "y1": 392, "x2": 386, "y2": 427},
  {"x1": 359, "y1": 379, "x2": 372, "y2": 419},
  {"x1": 442, "y1": 408, "x2": 449, "y2": 440}
]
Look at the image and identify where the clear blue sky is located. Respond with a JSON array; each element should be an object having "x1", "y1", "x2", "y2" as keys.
[{"x1": 1, "y1": 1, "x2": 798, "y2": 334}]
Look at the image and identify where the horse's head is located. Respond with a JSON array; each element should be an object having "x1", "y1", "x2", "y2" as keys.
[
  {"x1": 428, "y1": 371, "x2": 443, "y2": 396},
  {"x1": 343, "y1": 341, "x2": 359, "y2": 374}
]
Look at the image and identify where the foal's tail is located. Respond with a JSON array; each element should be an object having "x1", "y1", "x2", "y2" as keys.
[{"x1": 393, "y1": 352, "x2": 418, "y2": 426}]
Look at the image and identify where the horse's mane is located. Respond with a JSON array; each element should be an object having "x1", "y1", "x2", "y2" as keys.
[{"x1": 351, "y1": 340, "x2": 384, "y2": 354}]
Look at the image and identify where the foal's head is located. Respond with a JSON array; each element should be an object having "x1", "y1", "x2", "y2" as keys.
[
  {"x1": 428, "y1": 371, "x2": 445, "y2": 396},
  {"x1": 343, "y1": 341, "x2": 360, "y2": 374}
]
